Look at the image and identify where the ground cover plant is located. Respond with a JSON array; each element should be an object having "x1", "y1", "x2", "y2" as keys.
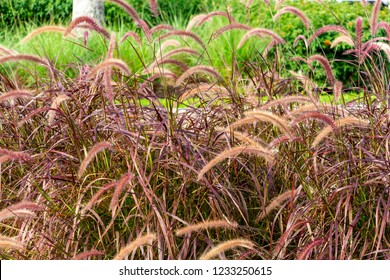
[{"x1": 0, "y1": 0, "x2": 389, "y2": 260}]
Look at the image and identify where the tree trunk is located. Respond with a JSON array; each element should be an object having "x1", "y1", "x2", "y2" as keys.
[{"x1": 72, "y1": 0, "x2": 105, "y2": 26}]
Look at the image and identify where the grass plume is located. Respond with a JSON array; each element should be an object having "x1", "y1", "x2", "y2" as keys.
[
  {"x1": 113, "y1": 233, "x2": 156, "y2": 260},
  {"x1": 176, "y1": 219, "x2": 238, "y2": 236},
  {"x1": 77, "y1": 141, "x2": 113, "y2": 179},
  {"x1": 199, "y1": 239, "x2": 255, "y2": 260},
  {"x1": 197, "y1": 145, "x2": 275, "y2": 181}
]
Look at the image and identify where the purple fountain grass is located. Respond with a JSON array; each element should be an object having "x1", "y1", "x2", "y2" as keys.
[
  {"x1": 175, "y1": 65, "x2": 224, "y2": 86},
  {"x1": 21, "y1": 26, "x2": 77, "y2": 44},
  {"x1": 293, "y1": 35, "x2": 308, "y2": 49},
  {"x1": 87, "y1": 58, "x2": 131, "y2": 78},
  {"x1": 0, "y1": 89, "x2": 33, "y2": 103},
  {"x1": 72, "y1": 250, "x2": 105, "y2": 260},
  {"x1": 0, "y1": 235, "x2": 24, "y2": 251},
  {"x1": 272, "y1": 6, "x2": 310, "y2": 31},
  {"x1": 331, "y1": 35, "x2": 355, "y2": 49},
  {"x1": 150, "y1": 58, "x2": 189, "y2": 72},
  {"x1": 0, "y1": 45, "x2": 16, "y2": 55},
  {"x1": 109, "y1": 0, "x2": 142, "y2": 22},
  {"x1": 108, "y1": 0, "x2": 151, "y2": 42},
  {"x1": 0, "y1": 148, "x2": 31, "y2": 163},
  {"x1": 290, "y1": 111, "x2": 337, "y2": 130},
  {"x1": 0, "y1": 54, "x2": 55, "y2": 79},
  {"x1": 212, "y1": 23, "x2": 251, "y2": 40},
  {"x1": 238, "y1": 28, "x2": 285, "y2": 49},
  {"x1": 308, "y1": 25, "x2": 350, "y2": 45},
  {"x1": 370, "y1": 0, "x2": 382, "y2": 36},
  {"x1": 109, "y1": 173, "x2": 133, "y2": 215},
  {"x1": 199, "y1": 239, "x2": 255, "y2": 260},
  {"x1": 77, "y1": 141, "x2": 113, "y2": 179},
  {"x1": 297, "y1": 238, "x2": 324, "y2": 260},
  {"x1": 64, "y1": 16, "x2": 110, "y2": 39},
  {"x1": 307, "y1": 54, "x2": 336, "y2": 85},
  {"x1": 149, "y1": 0, "x2": 159, "y2": 17},
  {"x1": 186, "y1": 14, "x2": 207, "y2": 31},
  {"x1": 154, "y1": 47, "x2": 200, "y2": 61},
  {"x1": 157, "y1": 30, "x2": 207, "y2": 50},
  {"x1": 195, "y1": 11, "x2": 236, "y2": 28},
  {"x1": 0, "y1": 201, "x2": 42, "y2": 222},
  {"x1": 150, "y1": 24, "x2": 175, "y2": 35},
  {"x1": 376, "y1": 22, "x2": 390, "y2": 39},
  {"x1": 120, "y1": 31, "x2": 141, "y2": 45}
]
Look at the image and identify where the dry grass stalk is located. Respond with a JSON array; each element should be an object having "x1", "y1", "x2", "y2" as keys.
[
  {"x1": 376, "y1": 21, "x2": 390, "y2": 39},
  {"x1": 120, "y1": 31, "x2": 141, "y2": 45},
  {"x1": 150, "y1": 24, "x2": 175, "y2": 35},
  {"x1": 178, "y1": 84, "x2": 229, "y2": 102},
  {"x1": 0, "y1": 54, "x2": 52, "y2": 77},
  {"x1": 0, "y1": 148, "x2": 31, "y2": 163},
  {"x1": 290, "y1": 112, "x2": 337, "y2": 130},
  {"x1": 0, "y1": 201, "x2": 41, "y2": 222},
  {"x1": 0, "y1": 45, "x2": 16, "y2": 55},
  {"x1": 0, "y1": 209, "x2": 35, "y2": 222},
  {"x1": 21, "y1": 26, "x2": 75, "y2": 44},
  {"x1": 290, "y1": 103, "x2": 349, "y2": 116},
  {"x1": 149, "y1": 58, "x2": 189, "y2": 72},
  {"x1": 308, "y1": 54, "x2": 335, "y2": 85},
  {"x1": 196, "y1": 11, "x2": 236, "y2": 27},
  {"x1": 149, "y1": 0, "x2": 159, "y2": 17},
  {"x1": 82, "y1": 182, "x2": 117, "y2": 214},
  {"x1": 238, "y1": 28, "x2": 285, "y2": 49},
  {"x1": 273, "y1": 6, "x2": 309, "y2": 31},
  {"x1": 257, "y1": 187, "x2": 301, "y2": 221},
  {"x1": 289, "y1": 71, "x2": 317, "y2": 100},
  {"x1": 175, "y1": 219, "x2": 238, "y2": 236},
  {"x1": 216, "y1": 129, "x2": 267, "y2": 148},
  {"x1": 260, "y1": 95, "x2": 312, "y2": 110},
  {"x1": 109, "y1": 173, "x2": 133, "y2": 215},
  {"x1": 371, "y1": 42, "x2": 390, "y2": 61},
  {"x1": 109, "y1": 0, "x2": 151, "y2": 41},
  {"x1": 157, "y1": 30, "x2": 206, "y2": 50},
  {"x1": 370, "y1": 0, "x2": 382, "y2": 35},
  {"x1": 297, "y1": 238, "x2": 324, "y2": 260},
  {"x1": 186, "y1": 14, "x2": 206, "y2": 31},
  {"x1": 113, "y1": 233, "x2": 156, "y2": 260},
  {"x1": 175, "y1": 66, "x2": 223, "y2": 86},
  {"x1": 106, "y1": 32, "x2": 116, "y2": 59},
  {"x1": 212, "y1": 23, "x2": 251, "y2": 40},
  {"x1": 47, "y1": 94, "x2": 70, "y2": 125},
  {"x1": 64, "y1": 16, "x2": 110, "y2": 39},
  {"x1": 72, "y1": 250, "x2": 105, "y2": 260},
  {"x1": 157, "y1": 39, "x2": 180, "y2": 54},
  {"x1": 244, "y1": 110, "x2": 294, "y2": 139},
  {"x1": 109, "y1": 0, "x2": 141, "y2": 23},
  {"x1": 0, "y1": 235, "x2": 24, "y2": 251},
  {"x1": 331, "y1": 35, "x2": 355, "y2": 48},
  {"x1": 293, "y1": 35, "x2": 308, "y2": 49},
  {"x1": 199, "y1": 239, "x2": 255, "y2": 260},
  {"x1": 333, "y1": 81, "x2": 343, "y2": 102},
  {"x1": 312, "y1": 117, "x2": 369, "y2": 148},
  {"x1": 77, "y1": 141, "x2": 112, "y2": 179},
  {"x1": 308, "y1": 25, "x2": 350, "y2": 45},
  {"x1": 197, "y1": 145, "x2": 275, "y2": 181},
  {"x1": 18, "y1": 106, "x2": 51, "y2": 127},
  {"x1": 87, "y1": 59, "x2": 131, "y2": 78},
  {"x1": 0, "y1": 90, "x2": 33, "y2": 103},
  {"x1": 151, "y1": 47, "x2": 199, "y2": 70}
]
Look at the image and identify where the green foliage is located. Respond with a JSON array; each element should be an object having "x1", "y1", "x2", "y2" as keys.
[{"x1": 0, "y1": 0, "x2": 72, "y2": 27}]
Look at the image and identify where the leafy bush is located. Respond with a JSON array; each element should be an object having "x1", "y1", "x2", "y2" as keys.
[{"x1": 0, "y1": 0, "x2": 72, "y2": 27}]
